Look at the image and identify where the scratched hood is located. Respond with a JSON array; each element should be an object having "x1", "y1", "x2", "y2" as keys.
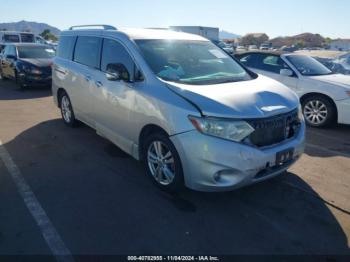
[
  {"x1": 165, "y1": 75, "x2": 299, "y2": 118},
  {"x1": 20, "y1": 58, "x2": 52, "y2": 68}
]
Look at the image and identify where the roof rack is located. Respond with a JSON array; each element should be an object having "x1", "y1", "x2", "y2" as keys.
[{"x1": 69, "y1": 25, "x2": 117, "y2": 31}]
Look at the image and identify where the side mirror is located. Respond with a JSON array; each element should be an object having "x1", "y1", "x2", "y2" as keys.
[
  {"x1": 105, "y1": 63, "x2": 130, "y2": 82},
  {"x1": 6, "y1": 55, "x2": 17, "y2": 60},
  {"x1": 280, "y1": 69, "x2": 293, "y2": 77}
]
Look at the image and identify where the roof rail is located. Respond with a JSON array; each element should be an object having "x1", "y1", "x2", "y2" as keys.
[{"x1": 69, "y1": 25, "x2": 117, "y2": 31}]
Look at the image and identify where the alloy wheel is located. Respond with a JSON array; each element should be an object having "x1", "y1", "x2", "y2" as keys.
[
  {"x1": 147, "y1": 141, "x2": 175, "y2": 186},
  {"x1": 61, "y1": 96, "x2": 72, "y2": 123},
  {"x1": 303, "y1": 100, "x2": 328, "y2": 125}
]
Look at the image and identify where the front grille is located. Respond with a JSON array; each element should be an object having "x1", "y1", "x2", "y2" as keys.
[{"x1": 246, "y1": 109, "x2": 300, "y2": 147}]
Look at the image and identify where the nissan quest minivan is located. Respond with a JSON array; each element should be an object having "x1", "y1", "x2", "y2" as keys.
[{"x1": 52, "y1": 25, "x2": 305, "y2": 192}]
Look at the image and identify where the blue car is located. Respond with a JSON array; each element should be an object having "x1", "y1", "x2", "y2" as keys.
[{"x1": 0, "y1": 43, "x2": 55, "y2": 89}]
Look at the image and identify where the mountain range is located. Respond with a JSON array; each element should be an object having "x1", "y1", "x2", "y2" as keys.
[
  {"x1": 0, "y1": 20, "x2": 61, "y2": 36},
  {"x1": 1, "y1": 21, "x2": 242, "y2": 40}
]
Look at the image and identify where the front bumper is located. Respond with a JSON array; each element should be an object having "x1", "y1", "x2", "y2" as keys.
[
  {"x1": 171, "y1": 122, "x2": 305, "y2": 192},
  {"x1": 18, "y1": 72, "x2": 52, "y2": 87},
  {"x1": 336, "y1": 98, "x2": 350, "y2": 125}
]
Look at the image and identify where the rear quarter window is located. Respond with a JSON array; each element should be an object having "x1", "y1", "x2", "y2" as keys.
[{"x1": 57, "y1": 36, "x2": 77, "y2": 60}]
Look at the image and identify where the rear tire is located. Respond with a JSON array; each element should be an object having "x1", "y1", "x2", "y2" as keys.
[
  {"x1": 302, "y1": 95, "x2": 336, "y2": 128},
  {"x1": 143, "y1": 132, "x2": 184, "y2": 192},
  {"x1": 59, "y1": 91, "x2": 79, "y2": 127}
]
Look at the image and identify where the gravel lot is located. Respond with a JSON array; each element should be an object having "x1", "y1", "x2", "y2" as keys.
[{"x1": 0, "y1": 80, "x2": 349, "y2": 258}]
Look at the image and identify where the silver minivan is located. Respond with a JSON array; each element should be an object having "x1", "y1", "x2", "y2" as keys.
[{"x1": 52, "y1": 25, "x2": 305, "y2": 192}]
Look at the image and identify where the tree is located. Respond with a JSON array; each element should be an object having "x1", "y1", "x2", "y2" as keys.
[
  {"x1": 295, "y1": 40, "x2": 305, "y2": 48},
  {"x1": 324, "y1": 37, "x2": 332, "y2": 44},
  {"x1": 240, "y1": 33, "x2": 269, "y2": 47},
  {"x1": 40, "y1": 29, "x2": 58, "y2": 42}
]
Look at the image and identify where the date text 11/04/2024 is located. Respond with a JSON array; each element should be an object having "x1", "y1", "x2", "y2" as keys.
[{"x1": 127, "y1": 256, "x2": 220, "y2": 261}]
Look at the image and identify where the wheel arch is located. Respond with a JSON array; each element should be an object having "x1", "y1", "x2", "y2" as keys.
[
  {"x1": 300, "y1": 92, "x2": 338, "y2": 122},
  {"x1": 138, "y1": 124, "x2": 170, "y2": 161},
  {"x1": 57, "y1": 88, "x2": 67, "y2": 108}
]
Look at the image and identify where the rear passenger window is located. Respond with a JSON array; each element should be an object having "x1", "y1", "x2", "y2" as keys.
[
  {"x1": 57, "y1": 36, "x2": 77, "y2": 60},
  {"x1": 74, "y1": 36, "x2": 102, "y2": 68},
  {"x1": 240, "y1": 54, "x2": 289, "y2": 74},
  {"x1": 101, "y1": 39, "x2": 134, "y2": 76}
]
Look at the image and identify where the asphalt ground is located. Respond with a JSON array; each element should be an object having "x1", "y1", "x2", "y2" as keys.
[{"x1": 0, "y1": 79, "x2": 349, "y2": 260}]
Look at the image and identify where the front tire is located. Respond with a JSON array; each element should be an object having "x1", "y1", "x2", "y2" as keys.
[
  {"x1": 59, "y1": 92, "x2": 79, "y2": 127},
  {"x1": 302, "y1": 95, "x2": 336, "y2": 127},
  {"x1": 143, "y1": 132, "x2": 184, "y2": 192},
  {"x1": 15, "y1": 72, "x2": 26, "y2": 90}
]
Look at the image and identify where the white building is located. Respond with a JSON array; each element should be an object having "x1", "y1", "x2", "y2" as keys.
[
  {"x1": 169, "y1": 26, "x2": 219, "y2": 42},
  {"x1": 330, "y1": 39, "x2": 350, "y2": 51}
]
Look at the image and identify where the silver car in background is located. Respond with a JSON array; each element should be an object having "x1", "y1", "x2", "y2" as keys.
[{"x1": 52, "y1": 25, "x2": 305, "y2": 192}]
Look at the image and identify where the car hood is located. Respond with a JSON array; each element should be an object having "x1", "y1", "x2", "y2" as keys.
[
  {"x1": 310, "y1": 74, "x2": 350, "y2": 88},
  {"x1": 20, "y1": 58, "x2": 52, "y2": 68},
  {"x1": 165, "y1": 75, "x2": 299, "y2": 118}
]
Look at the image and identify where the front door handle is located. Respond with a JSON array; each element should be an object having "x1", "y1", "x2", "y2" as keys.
[
  {"x1": 85, "y1": 75, "x2": 92, "y2": 82},
  {"x1": 95, "y1": 81, "x2": 103, "y2": 88}
]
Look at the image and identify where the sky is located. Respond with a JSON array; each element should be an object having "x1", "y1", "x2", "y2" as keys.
[{"x1": 0, "y1": 0, "x2": 349, "y2": 38}]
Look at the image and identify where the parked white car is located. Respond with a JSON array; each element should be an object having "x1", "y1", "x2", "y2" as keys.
[
  {"x1": 236, "y1": 51, "x2": 350, "y2": 127},
  {"x1": 236, "y1": 45, "x2": 247, "y2": 52},
  {"x1": 248, "y1": 45, "x2": 258, "y2": 51},
  {"x1": 334, "y1": 53, "x2": 350, "y2": 71}
]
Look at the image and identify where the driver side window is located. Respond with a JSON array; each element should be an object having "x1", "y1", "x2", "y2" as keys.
[{"x1": 101, "y1": 39, "x2": 143, "y2": 81}]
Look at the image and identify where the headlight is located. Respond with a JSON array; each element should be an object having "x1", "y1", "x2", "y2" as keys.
[
  {"x1": 188, "y1": 116, "x2": 255, "y2": 142},
  {"x1": 298, "y1": 105, "x2": 304, "y2": 121},
  {"x1": 22, "y1": 64, "x2": 31, "y2": 72},
  {"x1": 22, "y1": 64, "x2": 41, "y2": 74},
  {"x1": 30, "y1": 68, "x2": 42, "y2": 75}
]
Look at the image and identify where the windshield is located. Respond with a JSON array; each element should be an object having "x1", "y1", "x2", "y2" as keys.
[
  {"x1": 17, "y1": 46, "x2": 55, "y2": 59},
  {"x1": 287, "y1": 55, "x2": 333, "y2": 76},
  {"x1": 136, "y1": 40, "x2": 252, "y2": 85}
]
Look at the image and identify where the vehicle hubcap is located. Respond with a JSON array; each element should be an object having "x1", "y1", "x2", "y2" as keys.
[
  {"x1": 304, "y1": 100, "x2": 328, "y2": 125},
  {"x1": 61, "y1": 96, "x2": 72, "y2": 123},
  {"x1": 147, "y1": 141, "x2": 175, "y2": 186}
]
